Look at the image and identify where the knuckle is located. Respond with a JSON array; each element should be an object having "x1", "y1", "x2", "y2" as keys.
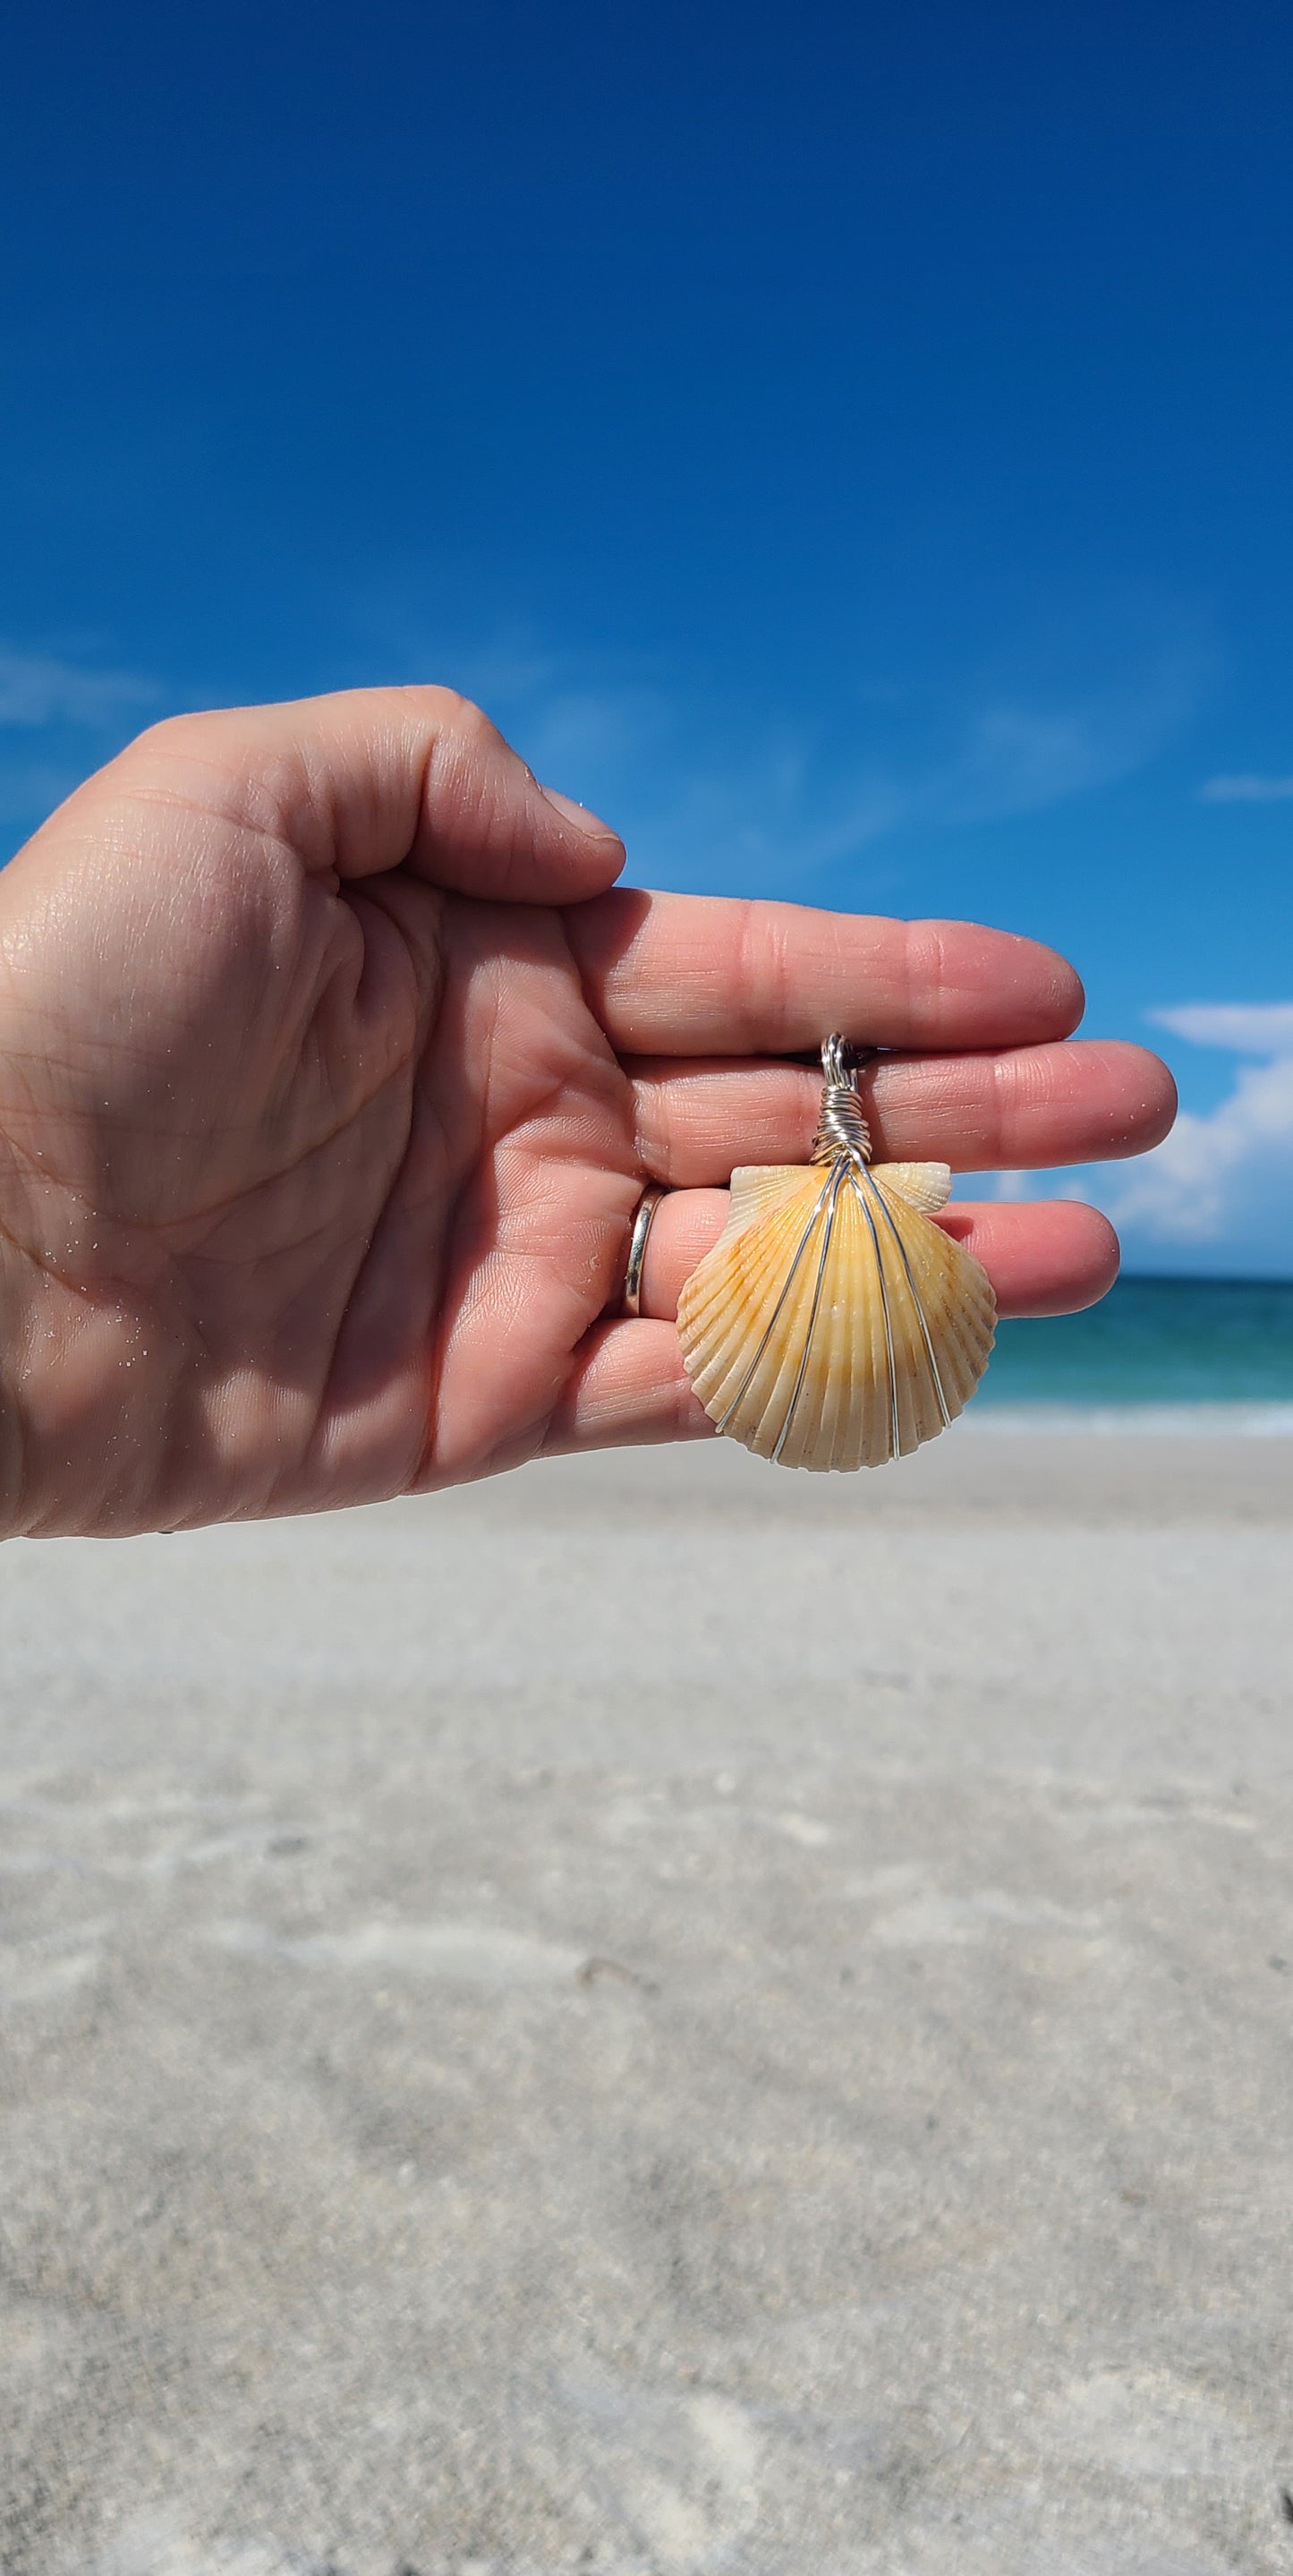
[
  {"x1": 404, "y1": 685, "x2": 503, "y2": 755},
  {"x1": 123, "y1": 709, "x2": 204, "y2": 762},
  {"x1": 734, "y1": 898, "x2": 791, "y2": 1045}
]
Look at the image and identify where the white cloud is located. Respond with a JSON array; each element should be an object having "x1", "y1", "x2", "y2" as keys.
[
  {"x1": 0, "y1": 646, "x2": 159, "y2": 729},
  {"x1": 981, "y1": 1167, "x2": 1092, "y2": 1207},
  {"x1": 1111, "y1": 1003, "x2": 1293, "y2": 1244},
  {"x1": 1150, "y1": 1002, "x2": 1293, "y2": 1056},
  {"x1": 1199, "y1": 773, "x2": 1293, "y2": 804}
]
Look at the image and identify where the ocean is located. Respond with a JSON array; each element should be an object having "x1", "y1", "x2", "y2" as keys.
[{"x1": 977, "y1": 1275, "x2": 1293, "y2": 1430}]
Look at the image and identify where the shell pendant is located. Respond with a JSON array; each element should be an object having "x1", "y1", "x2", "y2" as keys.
[{"x1": 676, "y1": 1035, "x2": 996, "y2": 1470}]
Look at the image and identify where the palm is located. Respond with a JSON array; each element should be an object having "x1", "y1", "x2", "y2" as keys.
[
  {"x1": 0, "y1": 689, "x2": 1173, "y2": 1536},
  {"x1": 0, "y1": 855, "x2": 650, "y2": 1521}
]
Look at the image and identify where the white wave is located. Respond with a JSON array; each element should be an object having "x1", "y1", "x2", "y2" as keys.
[{"x1": 965, "y1": 1403, "x2": 1293, "y2": 1437}]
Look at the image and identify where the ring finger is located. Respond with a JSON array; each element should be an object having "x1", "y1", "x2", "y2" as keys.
[{"x1": 637, "y1": 1189, "x2": 1121, "y2": 1321}]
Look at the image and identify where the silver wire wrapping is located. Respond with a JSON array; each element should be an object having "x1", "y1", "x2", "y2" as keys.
[{"x1": 810, "y1": 1032, "x2": 874, "y2": 1164}]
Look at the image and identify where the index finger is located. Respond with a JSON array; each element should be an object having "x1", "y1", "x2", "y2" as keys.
[{"x1": 564, "y1": 889, "x2": 1084, "y2": 1055}]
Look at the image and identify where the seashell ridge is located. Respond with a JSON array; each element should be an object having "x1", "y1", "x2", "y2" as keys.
[{"x1": 676, "y1": 1155, "x2": 995, "y2": 1471}]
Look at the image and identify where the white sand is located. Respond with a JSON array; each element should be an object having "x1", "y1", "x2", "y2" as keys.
[{"x1": 2, "y1": 1431, "x2": 1292, "y2": 2574}]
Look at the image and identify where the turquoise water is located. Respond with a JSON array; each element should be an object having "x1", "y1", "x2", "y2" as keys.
[{"x1": 980, "y1": 1275, "x2": 1293, "y2": 1411}]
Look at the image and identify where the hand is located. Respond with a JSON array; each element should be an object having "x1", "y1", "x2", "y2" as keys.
[{"x1": 0, "y1": 687, "x2": 1175, "y2": 1536}]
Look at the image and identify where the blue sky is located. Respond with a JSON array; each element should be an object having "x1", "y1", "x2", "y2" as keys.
[{"x1": 3, "y1": 0, "x2": 1292, "y2": 1272}]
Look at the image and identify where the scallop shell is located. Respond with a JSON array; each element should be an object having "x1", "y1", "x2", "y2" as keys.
[{"x1": 676, "y1": 1158, "x2": 996, "y2": 1471}]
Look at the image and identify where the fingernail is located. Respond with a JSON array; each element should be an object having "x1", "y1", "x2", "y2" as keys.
[{"x1": 539, "y1": 784, "x2": 617, "y2": 839}]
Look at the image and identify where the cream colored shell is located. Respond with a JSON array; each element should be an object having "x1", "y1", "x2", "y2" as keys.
[{"x1": 676, "y1": 1159, "x2": 996, "y2": 1471}]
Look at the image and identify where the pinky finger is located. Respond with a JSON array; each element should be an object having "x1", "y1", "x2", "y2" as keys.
[{"x1": 544, "y1": 1198, "x2": 1121, "y2": 1460}]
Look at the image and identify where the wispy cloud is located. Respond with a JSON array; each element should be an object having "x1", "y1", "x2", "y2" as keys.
[
  {"x1": 0, "y1": 645, "x2": 165, "y2": 854},
  {"x1": 1199, "y1": 773, "x2": 1293, "y2": 804},
  {"x1": 945, "y1": 643, "x2": 1203, "y2": 827},
  {"x1": 0, "y1": 761, "x2": 83, "y2": 826},
  {"x1": 506, "y1": 684, "x2": 671, "y2": 783},
  {"x1": 0, "y1": 646, "x2": 160, "y2": 730},
  {"x1": 1150, "y1": 1002, "x2": 1293, "y2": 1056},
  {"x1": 985, "y1": 1168, "x2": 1092, "y2": 1206},
  {"x1": 614, "y1": 640, "x2": 1202, "y2": 889},
  {"x1": 446, "y1": 637, "x2": 901, "y2": 891},
  {"x1": 380, "y1": 601, "x2": 1208, "y2": 898},
  {"x1": 1110, "y1": 1003, "x2": 1293, "y2": 1243},
  {"x1": 498, "y1": 666, "x2": 1195, "y2": 895}
]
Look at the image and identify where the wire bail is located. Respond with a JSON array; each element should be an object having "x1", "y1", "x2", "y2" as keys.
[{"x1": 811, "y1": 1032, "x2": 873, "y2": 1164}]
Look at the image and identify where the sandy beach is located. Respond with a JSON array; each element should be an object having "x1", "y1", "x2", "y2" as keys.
[{"x1": 3, "y1": 1428, "x2": 1292, "y2": 2576}]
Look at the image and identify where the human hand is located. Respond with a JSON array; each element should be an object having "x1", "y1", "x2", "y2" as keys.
[{"x1": 0, "y1": 687, "x2": 1175, "y2": 1536}]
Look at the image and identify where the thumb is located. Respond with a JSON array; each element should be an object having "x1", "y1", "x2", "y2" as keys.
[{"x1": 108, "y1": 683, "x2": 627, "y2": 906}]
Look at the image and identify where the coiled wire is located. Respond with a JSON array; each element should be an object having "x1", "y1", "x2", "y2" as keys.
[{"x1": 811, "y1": 1031, "x2": 873, "y2": 1164}]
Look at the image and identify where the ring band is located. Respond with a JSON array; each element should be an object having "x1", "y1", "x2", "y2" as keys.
[{"x1": 622, "y1": 1183, "x2": 668, "y2": 1318}]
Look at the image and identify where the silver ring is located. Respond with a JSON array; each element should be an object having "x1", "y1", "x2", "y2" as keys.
[{"x1": 622, "y1": 1183, "x2": 668, "y2": 1318}]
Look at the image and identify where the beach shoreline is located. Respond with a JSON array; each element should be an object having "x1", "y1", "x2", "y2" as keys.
[{"x1": 4, "y1": 1431, "x2": 1292, "y2": 2573}]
